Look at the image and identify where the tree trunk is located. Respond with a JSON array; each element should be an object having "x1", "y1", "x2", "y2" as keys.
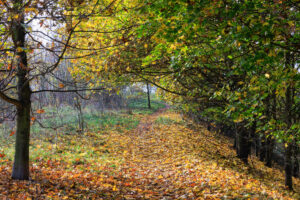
[
  {"x1": 11, "y1": 1, "x2": 31, "y2": 180},
  {"x1": 233, "y1": 125, "x2": 238, "y2": 150},
  {"x1": 265, "y1": 138, "x2": 274, "y2": 167},
  {"x1": 237, "y1": 126, "x2": 251, "y2": 164},
  {"x1": 146, "y1": 82, "x2": 151, "y2": 109},
  {"x1": 259, "y1": 136, "x2": 266, "y2": 162},
  {"x1": 284, "y1": 51, "x2": 293, "y2": 189},
  {"x1": 285, "y1": 144, "x2": 293, "y2": 190},
  {"x1": 250, "y1": 121, "x2": 258, "y2": 156},
  {"x1": 293, "y1": 143, "x2": 299, "y2": 178},
  {"x1": 12, "y1": 98, "x2": 31, "y2": 180},
  {"x1": 75, "y1": 96, "x2": 84, "y2": 133},
  {"x1": 264, "y1": 94, "x2": 273, "y2": 167},
  {"x1": 254, "y1": 132, "x2": 260, "y2": 157}
]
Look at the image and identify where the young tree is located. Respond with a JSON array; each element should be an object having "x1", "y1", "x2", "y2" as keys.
[{"x1": 0, "y1": 0, "x2": 121, "y2": 180}]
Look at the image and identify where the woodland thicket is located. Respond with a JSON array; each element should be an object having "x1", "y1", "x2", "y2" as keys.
[{"x1": 0, "y1": 0, "x2": 299, "y2": 192}]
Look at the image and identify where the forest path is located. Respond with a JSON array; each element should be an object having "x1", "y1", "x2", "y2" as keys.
[
  {"x1": 120, "y1": 109, "x2": 197, "y2": 199},
  {"x1": 1, "y1": 109, "x2": 298, "y2": 199},
  {"x1": 114, "y1": 109, "x2": 299, "y2": 199}
]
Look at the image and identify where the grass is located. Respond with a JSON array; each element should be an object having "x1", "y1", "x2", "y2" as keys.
[
  {"x1": 84, "y1": 111, "x2": 140, "y2": 131},
  {"x1": 28, "y1": 105, "x2": 141, "y2": 134},
  {"x1": 0, "y1": 114, "x2": 138, "y2": 165},
  {"x1": 127, "y1": 95, "x2": 166, "y2": 114},
  {"x1": 0, "y1": 96, "x2": 166, "y2": 166}
]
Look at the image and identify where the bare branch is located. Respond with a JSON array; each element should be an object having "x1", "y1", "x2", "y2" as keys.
[
  {"x1": 0, "y1": 91, "x2": 21, "y2": 107},
  {"x1": 31, "y1": 87, "x2": 106, "y2": 94}
]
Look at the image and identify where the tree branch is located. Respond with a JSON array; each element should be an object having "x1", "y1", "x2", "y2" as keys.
[
  {"x1": 32, "y1": 87, "x2": 106, "y2": 94},
  {"x1": 0, "y1": 91, "x2": 21, "y2": 107}
]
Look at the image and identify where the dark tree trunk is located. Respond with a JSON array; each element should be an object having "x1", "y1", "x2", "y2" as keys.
[
  {"x1": 284, "y1": 51, "x2": 293, "y2": 190},
  {"x1": 254, "y1": 133, "x2": 260, "y2": 157},
  {"x1": 11, "y1": 1, "x2": 31, "y2": 180},
  {"x1": 12, "y1": 97, "x2": 31, "y2": 180},
  {"x1": 233, "y1": 127, "x2": 237, "y2": 151},
  {"x1": 237, "y1": 126, "x2": 251, "y2": 164},
  {"x1": 250, "y1": 121, "x2": 258, "y2": 156},
  {"x1": 265, "y1": 138, "x2": 274, "y2": 167},
  {"x1": 146, "y1": 82, "x2": 151, "y2": 109},
  {"x1": 264, "y1": 94, "x2": 273, "y2": 167},
  {"x1": 285, "y1": 144, "x2": 293, "y2": 190},
  {"x1": 259, "y1": 136, "x2": 266, "y2": 162},
  {"x1": 293, "y1": 143, "x2": 299, "y2": 178}
]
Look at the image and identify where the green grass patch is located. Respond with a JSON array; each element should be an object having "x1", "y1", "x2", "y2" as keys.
[
  {"x1": 29, "y1": 105, "x2": 140, "y2": 134},
  {"x1": 0, "y1": 106, "x2": 141, "y2": 168},
  {"x1": 0, "y1": 96, "x2": 165, "y2": 170},
  {"x1": 127, "y1": 96, "x2": 166, "y2": 114},
  {"x1": 85, "y1": 111, "x2": 140, "y2": 131}
]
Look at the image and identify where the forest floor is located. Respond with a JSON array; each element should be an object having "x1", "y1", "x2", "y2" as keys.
[{"x1": 0, "y1": 108, "x2": 299, "y2": 199}]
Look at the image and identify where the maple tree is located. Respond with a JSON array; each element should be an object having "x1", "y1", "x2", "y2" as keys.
[{"x1": 0, "y1": 0, "x2": 126, "y2": 180}]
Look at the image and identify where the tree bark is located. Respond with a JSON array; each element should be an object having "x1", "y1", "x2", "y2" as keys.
[
  {"x1": 293, "y1": 142, "x2": 299, "y2": 178},
  {"x1": 146, "y1": 82, "x2": 151, "y2": 109},
  {"x1": 11, "y1": 0, "x2": 32, "y2": 180},
  {"x1": 237, "y1": 126, "x2": 251, "y2": 164},
  {"x1": 284, "y1": 51, "x2": 293, "y2": 190},
  {"x1": 285, "y1": 144, "x2": 293, "y2": 190},
  {"x1": 259, "y1": 136, "x2": 266, "y2": 162},
  {"x1": 265, "y1": 138, "x2": 274, "y2": 167},
  {"x1": 12, "y1": 97, "x2": 31, "y2": 180},
  {"x1": 250, "y1": 120, "x2": 258, "y2": 156}
]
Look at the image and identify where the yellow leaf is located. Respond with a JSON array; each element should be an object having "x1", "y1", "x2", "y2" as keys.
[
  {"x1": 170, "y1": 44, "x2": 176, "y2": 50},
  {"x1": 234, "y1": 116, "x2": 244, "y2": 123},
  {"x1": 265, "y1": 73, "x2": 270, "y2": 78},
  {"x1": 16, "y1": 47, "x2": 23, "y2": 52}
]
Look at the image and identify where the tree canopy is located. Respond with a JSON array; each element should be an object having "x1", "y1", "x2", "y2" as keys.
[{"x1": 0, "y1": 0, "x2": 299, "y2": 190}]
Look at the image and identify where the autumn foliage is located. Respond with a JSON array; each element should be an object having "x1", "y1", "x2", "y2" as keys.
[{"x1": 0, "y1": 110, "x2": 299, "y2": 199}]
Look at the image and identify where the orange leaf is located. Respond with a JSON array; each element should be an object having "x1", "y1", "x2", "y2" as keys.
[
  {"x1": 59, "y1": 83, "x2": 65, "y2": 88},
  {"x1": 36, "y1": 109, "x2": 45, "y2": 114},
  {"x1": 0, "y1": 153, "x2": 5, "y2": 158},
  {"x1": 31, "y1": 117, "x2": 36, "y2": 121},
  {"x1": 9, "y1": 131, "x2": 15, "y2": 136}
]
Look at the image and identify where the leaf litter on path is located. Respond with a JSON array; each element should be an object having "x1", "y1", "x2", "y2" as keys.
[{"x1": 0, "y1": 109, "x2": 299, "y2": 199}]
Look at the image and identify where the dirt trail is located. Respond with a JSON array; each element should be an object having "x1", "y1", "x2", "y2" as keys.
[
  {"x1": 121, "y1": 109, "x2": 189, "y2": 199},
  {"x1": 115, "y1": 109, "x2": 299, "y2": 200}
]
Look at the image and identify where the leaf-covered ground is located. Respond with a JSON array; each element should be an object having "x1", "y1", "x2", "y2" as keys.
[{"x1": 0, "y1": 109, "x2": 299, "y2": 199}]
